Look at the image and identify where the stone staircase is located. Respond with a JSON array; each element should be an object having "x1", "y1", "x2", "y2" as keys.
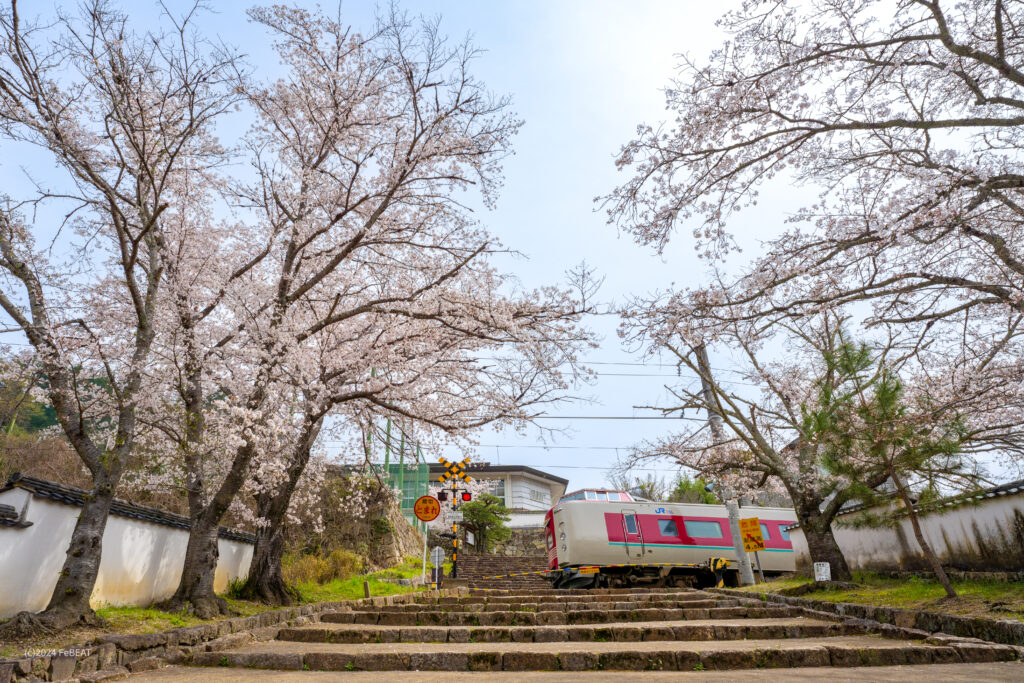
[
  {"x1": 456, "y1": 554, "x2": 549, "y2": 589},
  {"x1": 172, "y1": 587, "x2": 1022, "y2": 674}
]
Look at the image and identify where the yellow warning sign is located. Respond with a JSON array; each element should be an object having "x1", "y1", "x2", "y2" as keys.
[{"x1": 739, "y1": 517, "x2": 765, "y2": 552}]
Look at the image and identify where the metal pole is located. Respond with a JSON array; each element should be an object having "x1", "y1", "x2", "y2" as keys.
[
  {"x1": 383, "y1": 418, "x2": 392, "y2": 468},
  {"x1": 754, "y1": 550, "x2": 765, "y2": 583},
  {"x1": 397, "y1": 427, "x2": 406, "y2": 500},
  {"x1": 451, "y1": 480, "x2": 458, "y2": 578},
  {"x1": 422, "y1": 519, "x2": 428, "y2": 585},
  {"x1": 697, "y1": 343, "x2": 756, "y2": 587}
]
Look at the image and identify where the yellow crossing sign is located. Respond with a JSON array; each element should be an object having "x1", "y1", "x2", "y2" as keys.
[
  {"x1": 438, "y1": 456, "x2": 472, "y2": 484},
  {"x1": 739, "y1": 517, "x2": 765, "y2": 552}
]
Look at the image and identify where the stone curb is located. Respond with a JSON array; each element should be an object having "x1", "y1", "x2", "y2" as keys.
[
  {"x1": 186, "y1": 640, "x2": 1019, "y2": 672},
  {"x1": 707, "y1": 587, "x2": 1024, "y2": 647},
  {"x1": 318, "y1": 604, "x2": 795, "y2": 627},
  {"x1": 277, "y1": 619, "x2": 859, "y2": 644},
  {"x1": 0, "y1": 588, "x2": 468, "y2": 683}
]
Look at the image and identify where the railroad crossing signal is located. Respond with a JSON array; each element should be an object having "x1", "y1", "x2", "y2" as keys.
[{"x1": 438, "y1": 456, "x2": 472, "y2": 484}]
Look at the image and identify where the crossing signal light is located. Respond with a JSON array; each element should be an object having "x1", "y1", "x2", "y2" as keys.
[
  {"x1": 437, "y1": 491, "x2": 448, "y2": 501},
  {"x1": 461, "y1": 492, "x2": 472, "y2": 502}
]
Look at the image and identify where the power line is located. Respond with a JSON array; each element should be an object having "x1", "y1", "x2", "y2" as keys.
[
  {"x1": 322, "y1": 442, "x2": 639, "y2": 450},
  {"x1": 533, "y1": 415, "x2": 703, "y2": 420}
]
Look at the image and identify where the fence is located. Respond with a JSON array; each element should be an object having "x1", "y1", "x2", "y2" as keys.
[
  {"x1": 0, "y1": 474, "x2": 254, "y2": 618},
  {"x1": 788, "y1": 479, "x2": 1024, "y2": 574}
]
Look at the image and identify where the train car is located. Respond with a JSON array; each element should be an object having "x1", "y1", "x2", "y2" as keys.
[{"x1": 544, "y1": 495, "x2": 798, "y2": 589}]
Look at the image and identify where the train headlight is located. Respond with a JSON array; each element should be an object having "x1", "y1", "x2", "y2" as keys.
[
  {"x1": 561, "y1": 544, "x2": 567, "y2": 552},
  {"x1": 559, "y1": 532, "x2": 566, "y2": 541}
]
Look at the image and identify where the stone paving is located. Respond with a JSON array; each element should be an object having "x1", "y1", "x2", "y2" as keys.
[{"x1": 158, "y1": 587, "x2": 1022, "y2": 674}]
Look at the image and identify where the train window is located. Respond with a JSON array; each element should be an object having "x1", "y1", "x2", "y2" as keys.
[
  {"x1": 658, "y1": 519, "x2": 679, "y2": 537},
  {"x1": 684, "y1": 520, "x2": 724, "y2": 538},
  {"x1": 780, "y1": 527, "x2": 790, "y2": 540},
  {"x1": 597, "y1": 491, "x2": 609, "y2": 501},
  {"x1": 760, "y1": 523, "x2": 771, "y2": 540},
  {"x1": 624, "y1": 514, "x2": 638, "y2": 534}
]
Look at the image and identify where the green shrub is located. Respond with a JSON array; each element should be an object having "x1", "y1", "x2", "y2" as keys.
[
  {"x1": 283, "y1": 554, "x2": 327, "y2": 585},
  {"x1": 283, "y1": 549, "x2": 364, "y2": 585},
  {"x1": 324, "y1": 549, "x2": 363, "y2": 580}
]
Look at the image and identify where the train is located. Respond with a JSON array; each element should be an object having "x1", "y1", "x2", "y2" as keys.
[{"x1": 543, "y1": 489, "x2": 798, "y2": 589}]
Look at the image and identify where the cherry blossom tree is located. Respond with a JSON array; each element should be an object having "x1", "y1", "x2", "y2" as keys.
[
  {"x1": 0, "y1": 1, "x2": 238, "y2": 633},
  {"x1": 605, "y1": 0, "x2": 1024, "y2": 357},
  {"x1": 622, "y1": 305, "x2": 1024, "y2": 580},
  {"x1": 140, "y1": 6, "x2": 593, "y2": 616},
  {"x1": 233, "y1": 276, "x2": 595, "y2": 605}
]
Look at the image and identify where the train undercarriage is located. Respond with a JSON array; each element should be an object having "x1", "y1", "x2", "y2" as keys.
[{"x1": 547, "y1": 558, "x2": 741, "y2": 590}]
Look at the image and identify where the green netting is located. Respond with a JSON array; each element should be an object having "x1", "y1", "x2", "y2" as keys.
[{"x1": 373, "y1": 461, "x2": 430, "y2": 532}]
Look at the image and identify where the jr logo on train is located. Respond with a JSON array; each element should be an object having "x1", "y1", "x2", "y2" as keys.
[{"x1": 543, "y1": 489, "x2": 798, "y2": 589}]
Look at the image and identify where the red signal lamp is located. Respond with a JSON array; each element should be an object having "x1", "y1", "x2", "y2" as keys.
[{"x1": 461, "y1": 492, "x2": 472, "y2": 502}]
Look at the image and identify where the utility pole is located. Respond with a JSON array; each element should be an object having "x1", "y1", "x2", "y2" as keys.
[
  {"x1": 451, "y1": 478, "x2": 459, "y2": 578},
  {"x1": 695, "y1": 343, "x2": 755, "y2": 587}
]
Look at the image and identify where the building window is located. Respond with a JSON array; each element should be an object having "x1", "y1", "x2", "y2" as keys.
[
  {"x1": 684, "y1": 520, "x2": 723, "y2": 538},
  {"x1": 482, "y1": 479, "x2": 505, "y2": 505}
]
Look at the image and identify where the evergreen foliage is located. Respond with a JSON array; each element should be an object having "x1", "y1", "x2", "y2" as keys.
[{"x1": 461, "y1": 493, "x2": 512, "y2": 553}]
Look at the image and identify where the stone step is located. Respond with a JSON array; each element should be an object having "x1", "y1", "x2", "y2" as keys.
[
  {"x1": 375, "y1": 598, "x2": 731, "y2": 611},
  {"x1": 319, "y1": 606, "x2": 800, "y2": 627},
  {"x1": 462, "y1": 588, "x2": 703, "y2": 598},
  {"x1": 279, "y1": 617, "x2": 857, "y2": 644},
  {"x1": 186, "y1": 635, "x2": 1019, "y2": 672},
  {"x1": 431, "y1": 592, "x2": 719, "y2": 604}
]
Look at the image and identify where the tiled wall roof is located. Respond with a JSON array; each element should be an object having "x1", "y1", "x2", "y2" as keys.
[{"x1": 1, "y1": 472, "x2": 256, "y2": 543}]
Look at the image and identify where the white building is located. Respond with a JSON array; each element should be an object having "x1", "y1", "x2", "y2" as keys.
[{"x1": 428, "y1": 463, "x2": 568, "y2": 529}]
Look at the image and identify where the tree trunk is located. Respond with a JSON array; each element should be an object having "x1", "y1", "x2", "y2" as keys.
[
  {"x1": 236, "y1": 418, "x2": 321, "y2": 605},
  {"x1": 160, "y1": 514, "x2": 228, "y2": 618},
  {"x1": 890, "y1": 471, "x2": 957, "y2": 598},
  {"x1": 0, "y1": 473, "x2": 116, "y2": 637},
  {"x1": 238, "y1": 518, "x2": 296, "y2": 605},
  {"x1": 798, "y1": 508, "x2": 853, "y2": 582}
]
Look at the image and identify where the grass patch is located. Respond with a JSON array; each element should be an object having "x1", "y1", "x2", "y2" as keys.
[
  {"x1": 372, "y1": 555, "x2": 429, "y2": 581},
  {"x1": 0, "y1": 559, "x2": 425, "y2": 658},
  {"x1": 741, "y1": 572, "x2": 1024, "y2": 621},
  {"x1": 295, "y1": 574, "x2": 424, "y2": 603}
]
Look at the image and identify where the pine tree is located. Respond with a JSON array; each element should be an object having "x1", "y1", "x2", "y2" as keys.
[{"x1": 462, "y1": 494, "x2": 512, "y2": 554}]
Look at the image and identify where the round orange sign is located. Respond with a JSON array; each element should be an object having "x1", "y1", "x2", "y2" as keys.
[{"x1": 413, "y1": 495, "x2": 441, "y2": 522}]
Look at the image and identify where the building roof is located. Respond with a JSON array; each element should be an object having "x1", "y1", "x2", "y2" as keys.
[
  {"x1": 1, "y1": 472, "x2": 256, "y2": 544},
  {"x1": 0, "y1": 501, "x2": 31, "y2": 528},
  {"x1": 785, "y1": 477, "x2": 1024, "y2": 530},
  {"x1": 427, "y1": 462, "x2": 569, "y2": 487}
]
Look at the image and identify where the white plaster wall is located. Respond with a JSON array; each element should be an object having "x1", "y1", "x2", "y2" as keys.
[
  {"x1": 0, "y1": 489, "x2": 253, "y2": 617},
  {"x1": 508, "y1": 475, "x2": 552, "y2": 511},
  {"x1": 789, "y1": 495, "x2": 1024, "y2": 574}
]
